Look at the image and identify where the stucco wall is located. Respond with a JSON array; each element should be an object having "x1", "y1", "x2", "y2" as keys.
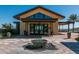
[
  {"x1": 52, "y1": 21, "x2": 58, "y2": 34},
  {"x1": 19, "y1": 21, "x2": 59, "y2": 35},
  {"x1": 20, "y1": 22, "x2": 26, "y2": 35}
]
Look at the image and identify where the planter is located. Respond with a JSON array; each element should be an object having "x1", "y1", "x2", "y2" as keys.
[
  {"x1": 67, "y1": 32, "x2": 71, "y2": 38},
  {"x1": 7, "y1": 32, "x2": 11, "y2": 38},
  {"x1": 31, "y1": 39, "x2": 47, "y2": 48},
  {"x1": 75, "y1": 37, "x2": 79, "y2": 42}
]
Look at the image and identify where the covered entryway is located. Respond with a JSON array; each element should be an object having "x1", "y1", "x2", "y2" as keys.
[
  {"x1": 23, "y1": 21, "x2": 55, "y2": 35},
  {"x1": 58, "y1": 21, "x2": 74, "y2": 32}
]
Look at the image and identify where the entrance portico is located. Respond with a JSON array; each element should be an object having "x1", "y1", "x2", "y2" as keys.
[{"x1": 20, "y1": 20, "x2": 56, "y2": 35}]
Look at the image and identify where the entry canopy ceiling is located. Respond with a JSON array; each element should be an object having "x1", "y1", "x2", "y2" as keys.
[{"x1": 14, "y1": 6, "x2": 65, "y2": 20}]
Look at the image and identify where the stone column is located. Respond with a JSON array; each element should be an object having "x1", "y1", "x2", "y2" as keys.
[
  {"x1": 20, "y1": 22, "x2": 25, "y2": 35},
  {"x1": 48, "y1": 23, "x2": 51, "y2": 35},
  {"x1": 52, "y1": 21, "x2": 58, "y2": 34},
  {"x1": 27, "y1": 22, "x2": 30, "y2": 35}
]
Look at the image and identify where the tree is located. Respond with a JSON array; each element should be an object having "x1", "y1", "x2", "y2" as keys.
[
  {"x1": 68, "y1": 14, "x2": 78, "y2": 32},
  {"x1": 2, "y1": 23, "x2": 13, "y2": 32}
]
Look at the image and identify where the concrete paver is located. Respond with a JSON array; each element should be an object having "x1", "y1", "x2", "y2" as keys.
[{"x1": 0, "y1": 32, "x2": 78, "y2": 54}]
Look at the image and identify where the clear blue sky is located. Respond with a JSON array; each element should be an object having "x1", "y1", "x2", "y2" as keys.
[{"x1": 0, "y1": 5, "x2": 79, "y2": 29}]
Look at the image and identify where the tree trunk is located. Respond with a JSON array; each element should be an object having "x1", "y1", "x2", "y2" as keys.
[{"x1": 73, "y1": 22, "x2": 75, "y2": 32}]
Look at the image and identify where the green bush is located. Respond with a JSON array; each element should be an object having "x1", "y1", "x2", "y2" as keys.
[
  {"x1": 75, "y1": 37, "x2": 79, "y2": 41},
  {"x1": 11, "y1": 29, "x2": 19, "y2": 35},
  {"x1": 0, "y1": 33, "x2": 3, "y2": 39},
  {"x1": 1, "y1": 29, "x2": 7, "y2": 36},
  {"x1": 0, "y1": 29, "x2": 10, "y2": 38}
]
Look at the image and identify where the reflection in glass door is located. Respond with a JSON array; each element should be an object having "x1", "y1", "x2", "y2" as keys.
[{"x1": 30, "y1": 24, "x2": 49, "y2": 35}]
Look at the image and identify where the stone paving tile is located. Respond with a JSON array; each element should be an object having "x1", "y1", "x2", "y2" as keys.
[
  {"x1": 0, "y1": 39, "x2": 74, "y2": 54},
  {"x1": 0, "y1": 32, "x2": 77, "y2": 54}
]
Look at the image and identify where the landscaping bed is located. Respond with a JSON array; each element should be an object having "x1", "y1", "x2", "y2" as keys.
[
  {"x1": 75, "y1": 37, "x2": 79, "y2": 42},
  {"x1": 23, "y1": 39, "x2": 47, "y2": 50}
]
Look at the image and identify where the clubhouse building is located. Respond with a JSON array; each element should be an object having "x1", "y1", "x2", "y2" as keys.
[{"x1": 14, "y1": 6, "x2": 65, "y2": 35}]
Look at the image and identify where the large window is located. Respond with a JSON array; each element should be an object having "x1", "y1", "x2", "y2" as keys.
[{"x1": 27, "y1": 12, "x2": 53, "y2": 20}]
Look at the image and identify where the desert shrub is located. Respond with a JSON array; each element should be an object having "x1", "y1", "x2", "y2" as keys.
[
  {"x1": 0, "y1": 33, "x2": 3, "y2": 39},
  {"x1": 75, "y1": 37, "x2": 79, "y2": 41},
  {"x1": 67, "y1": 31, "x2": 72, "y2": 38},
  {"x1": 11, "y1": 29, "x2": 19, "y2": 35},
  {"x1": 32, "y1": 39, "x2": 47, "y2": 48}
]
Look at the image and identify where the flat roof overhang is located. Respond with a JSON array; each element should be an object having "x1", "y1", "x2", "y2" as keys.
[
  {"x1": 58, "y1": 21, "x2": 74, "y2": 25},
  {"x1": 21, "y1": 18, "x2": 57, "y2": 22}
]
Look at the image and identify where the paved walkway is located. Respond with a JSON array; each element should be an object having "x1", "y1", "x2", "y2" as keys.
[
  {"x1": 42, "y1": 32, "x2": 78, "y2": 54},
  {"x1": 0, "y1": 32, "x2": 78, "y2": 54}
]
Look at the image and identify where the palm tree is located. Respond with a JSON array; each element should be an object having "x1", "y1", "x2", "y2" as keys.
[{"x1": 68, "y1": 14, "x2": 78, "y2": 32}]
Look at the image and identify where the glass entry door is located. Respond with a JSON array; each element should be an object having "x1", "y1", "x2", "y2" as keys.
[{"x1": 30, "y1": 24, "x2": 49, "y2": 35}]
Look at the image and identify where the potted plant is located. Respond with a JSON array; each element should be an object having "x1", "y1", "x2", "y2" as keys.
[
  {"x1": 7, "y1": 32, "x2": 11, "y2": 38},
  {"x1": 67, "y1": 31, "x2": 71, "y2": 38}
]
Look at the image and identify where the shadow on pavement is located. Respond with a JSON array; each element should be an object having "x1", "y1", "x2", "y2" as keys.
[
  {"x1": 23, "y1": 43, "x2": 58, "y2": 52},
  {"x1": 8, "y1": 35, "x2": 44, "y2": 39}
]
